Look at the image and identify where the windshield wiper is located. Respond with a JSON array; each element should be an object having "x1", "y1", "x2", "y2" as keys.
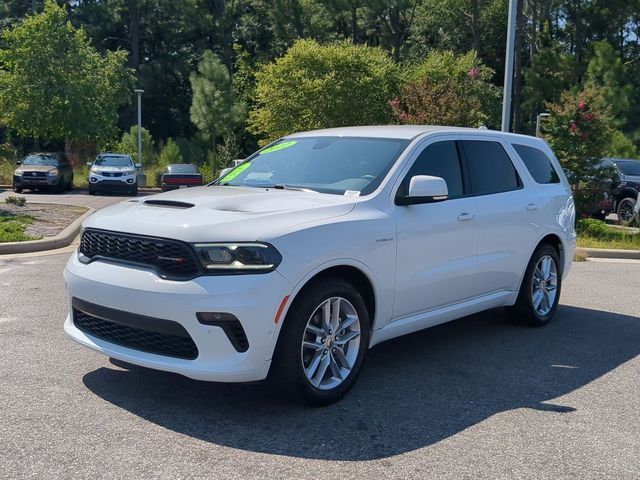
[{"x1": 270, "y1": 184, "x2": 318, "y2": 193}]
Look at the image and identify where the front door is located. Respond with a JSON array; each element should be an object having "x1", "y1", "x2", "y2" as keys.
[{"x1": 393, "y1": 140, "x2": 480, "y2": 320}]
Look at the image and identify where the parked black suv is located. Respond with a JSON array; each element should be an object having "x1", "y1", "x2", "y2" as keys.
[
  {"x1": 595, "y1": 158, "x2": 640, "y2": 225},
  {"x1": 13, "y1": 152, "x2": 74, "y2": 193}
]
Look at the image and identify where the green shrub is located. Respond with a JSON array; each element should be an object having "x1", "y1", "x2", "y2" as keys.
[
  {"x1": 0, "y1": 161, "x2": 15, "y2": 184},
  {"x1": 5, "y1": 195, "x2": 26, "y2": 206},
  {"x1": 249, "y1": 39, "x2": 399, "y2": 144},
  {"x1": 159, "y1": 138, "x2": 183, "y2": 167},
  {"x1": 576, "y1": 218, "x2": 640, "y2": 249},
  {"x1": 0, "y1": 212, "x2": 37, "y2": 242}
]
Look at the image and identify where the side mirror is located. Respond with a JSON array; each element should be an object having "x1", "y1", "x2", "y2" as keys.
[
  {"x1": 86, "y1": 162, "x2": 92, "y2": 167},
  {"x1": 16, "y1": 160, "x2": 21, "y2": 165},
  {"x1": 396, "y1": 175, "x2": 448, "y2": 206},
  {"x1": 219, "y1": 167, "x2": 233, "y2": 179},
  {"x1": 135, "y1": 163, "x2": 142, "y2": 169}
]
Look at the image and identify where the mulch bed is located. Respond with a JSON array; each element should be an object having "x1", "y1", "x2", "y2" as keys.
[{"x1": 1, "y1": 203, "x2": 88, "y2": 239}]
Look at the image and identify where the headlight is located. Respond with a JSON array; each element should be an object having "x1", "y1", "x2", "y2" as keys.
[
  {"x1": 123, "y1": 168, "x2": 135, "y2": 175},
  {"x1": 193, "y1": 243, "x2": 282, "y2": 272},
  {"x1": 90, "y1": 166, "x2": 99, "y2": 174},
  {"x1": 14, "y1": 169, "x2": 23, "y2": 176},
  {"x1": 48, "y1": 169, "x2": 59, "y2": 176}
]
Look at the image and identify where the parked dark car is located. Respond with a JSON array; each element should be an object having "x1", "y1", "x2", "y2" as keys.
[
  {"x1": 593, "y1": 158, "x2": 640, "y2": 225},
  {"x1": 160, "y1": 164, "x2": 203, "y2": 191},
  {"x1": 13, "y1": 152, "x2": 74, "y2": 193}
]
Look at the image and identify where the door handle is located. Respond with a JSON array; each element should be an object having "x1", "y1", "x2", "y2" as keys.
[
  {"x1": 526, "y1": 203, "x2": 539, "y2": 211},
  {"x1": 457, "y1": 212, "x2": 475, "y2": 221}
]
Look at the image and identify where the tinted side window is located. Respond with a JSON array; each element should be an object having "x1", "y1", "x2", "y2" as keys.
[
  {"x1": 401, "y1": 141, "x2": 464, "y2": 198},
  {"x1": 513, "y1": 144, "x2": 559, "y2": 184},
  {"x1": 461, "y1": 141, "x2": 521, "y2": 195}
]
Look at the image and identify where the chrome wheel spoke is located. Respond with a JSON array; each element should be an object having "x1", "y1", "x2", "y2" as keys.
[
  {"x1": 335, "y1": 330, "x2": 359, "y2": 346},
  {"x1": 329, "y1": 353, "x2": 343, "y2": 380},
  {"x1": 312, "y1": 354, "x2": 331, "y2": 387},
  {"x1": 337, "y1": 314, "x2": 357, "y2": 334},
  {"x1": 321, "y1": 301, "x2": 332, "y2": 333},
  {"x1": 332, "y1": 346, "x2": 350, "y2": 369},
  {"x1": 330, "y1": 298, "x2": 341, "y2": 332},
  {"x1": 306, "y1": 324, "x2": 324, "y2": 337},
  {"x1": 532, "y1": 289, "x2": 544, "y2": 309},
  {"x1": 303, "y1": 340, "x2": 323, "y2": 351},
  {"x1": 305, "y1": 351, "x2": 323, "y2": 379}
]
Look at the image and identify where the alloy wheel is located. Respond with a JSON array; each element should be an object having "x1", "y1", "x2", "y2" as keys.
[
  {"x1": 531, "y1": 255, "x2": 558, "y2": 317},
  {"x1": 300, "y1": 296, "x2": 361, "y2": 390}
]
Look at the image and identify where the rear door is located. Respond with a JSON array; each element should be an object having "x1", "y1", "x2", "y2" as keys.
[{"x1": 459, "y1": 139, "x2": 541, "y2": 295}]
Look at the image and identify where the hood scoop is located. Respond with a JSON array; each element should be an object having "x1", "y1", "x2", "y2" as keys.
[{"x1": 144, "y1": 199, "x2": 195, "y2": 209}]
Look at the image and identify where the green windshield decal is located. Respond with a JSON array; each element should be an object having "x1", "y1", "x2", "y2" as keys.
[
  {"x1": 220, "y1": 162, "x2": 251, "y2": 182},
  {"x1": 259, "y1": 140, "x2": 297, "y2": 155}
]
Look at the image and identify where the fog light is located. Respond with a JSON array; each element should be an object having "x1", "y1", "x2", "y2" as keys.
[
  {"x1": 126, "y1": 178, "x2": 134, "y2": 184},
  {"x1": 90, "y1": 177, "x2": 98, "y2": 183}
]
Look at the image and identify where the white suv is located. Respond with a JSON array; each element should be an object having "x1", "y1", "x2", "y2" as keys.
[{"x1": 64, "y1": 126, "x2": 576, "y2": 405}]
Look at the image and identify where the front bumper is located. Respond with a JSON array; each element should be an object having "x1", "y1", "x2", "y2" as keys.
[
  {"x1": 89, "y1": 173, "x2": 137, "y2": 191},
  {"x1": 13, "y1": 175, "x2": 60, "y2": 187},
  {"x1": 64, "y1": 252, "x2": 293, "y2": 382}
]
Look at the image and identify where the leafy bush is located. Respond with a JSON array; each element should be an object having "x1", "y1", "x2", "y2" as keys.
[
  {"x1": 577, "y1": 218, "x2": 640, "y2": 249},
  {"x1": 249, "y1": 40, "x2": 399, "y2": 143},
  {"x1": 0, "y1": 212, "x2": 36, "y2": 242},
  {"x1": 392, "y1": 51, "x2": 501, "y2": 128},
  {"x1": 5, "y1": 195, "x2": 26, "y2": 206},
  {"x1": 0, "y1": 161, "x2": 15, "y2": 184},
  {"x1": 543, "y1": 87, "x2": 615, "y2": 216},
  {"x1": 118, "y1": 126, "x2": 157, "y2": 165},
  {"x1": 159, "y1": 138, "x2": 184, "y2": 167}
]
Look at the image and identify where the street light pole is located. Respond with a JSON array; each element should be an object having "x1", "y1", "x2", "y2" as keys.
[
  {"x1": 501, "y1": 0, "x2": 518, "y2": 132},
  {"x1": 134, "y1": 89, "x2": 144, "y2": 165},
  {"x1": 536, "y1": 113, "x2": 550, "y2": 137}
]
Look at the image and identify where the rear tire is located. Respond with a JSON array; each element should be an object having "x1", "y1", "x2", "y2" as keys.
[
  {"x1": 270, "y1": 277, "x2": 370, "y2": 406},
  {"x1": 617, "y1": 197, "x2": 637, "y2": 226},
  {"x1": 510, "y1": 244, "x2": 561, "y2": 327}
]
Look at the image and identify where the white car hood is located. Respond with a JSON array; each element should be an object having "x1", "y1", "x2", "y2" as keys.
[{"x1": 83, "y1": 185, "x2": 356, "y2": 242}]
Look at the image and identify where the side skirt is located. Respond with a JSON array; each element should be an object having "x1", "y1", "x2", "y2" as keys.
[{"x1": 369, "y1": 290, "x2": 517, "y2": 347}]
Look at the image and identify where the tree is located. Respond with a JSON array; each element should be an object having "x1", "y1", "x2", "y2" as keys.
[
  {"x1": 391, "y1": 51, "x2": 500, "y2": 128},
  {"x1": 158, "y1": 138, "x2": 183, "y2": 167},
  {"x1": 0, "y1": 1, "x2": 134, "y2": 147},
  {"x1": 118, "y1": 125, "x2": 157, "y2": 165},
  {"x1": 585, "y1": 40, "x2": 633, "y2": 129},
  {"x1": 248, "y1": 39, "x2": 399, "y2": 143},
  {"x1": 543, "y1": 87, "x2": 615, "y2": 216},
  {"x1": 189, "y1": 50, "x2": 245, "y2": 156}
]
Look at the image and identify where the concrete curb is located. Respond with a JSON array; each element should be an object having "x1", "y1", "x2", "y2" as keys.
[
  {"x1": 0, "y1": 206, "x2": 94, "y2": 255},
  {"x1": 577, "y1": 247, "x2": 640, "y2": 260}
]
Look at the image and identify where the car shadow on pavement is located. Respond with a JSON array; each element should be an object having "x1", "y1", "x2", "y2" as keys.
[{"x1": 83, "y1": 305, "x2": 640, "y2": 461}]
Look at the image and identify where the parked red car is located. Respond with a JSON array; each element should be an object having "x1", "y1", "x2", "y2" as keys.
[{"x1": 160, "y1": 164, "x2": 203, "y2": 192}]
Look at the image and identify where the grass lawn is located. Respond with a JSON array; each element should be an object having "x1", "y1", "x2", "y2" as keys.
[
  {"x1": 577, "y1": 218, "x2": 640, "y2": 250},
  {"x1": 0, "y1": 211, "x2": 40, "y2": 242}
]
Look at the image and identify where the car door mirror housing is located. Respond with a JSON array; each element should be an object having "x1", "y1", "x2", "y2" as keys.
[
  {"x1": 86, "y1": 162, "x2": 93, "y2": 167},
  {"x1": 396, "y1": 175, "x2": 449, "y2": 206},
  {"x1": 16, "y1": 160, "x2": 21, "y2": 165},
  {"x1": 135, "y1": 163, "x2": 142, "y2": 169}
]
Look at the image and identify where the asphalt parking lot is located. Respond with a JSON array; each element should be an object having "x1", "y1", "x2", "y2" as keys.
[
  {"x1": 0, "y1": 188, "x2": 151, "y2": 210},
  {"x1": 1, "y1": 248, "x2": 639, "y2": 479}
]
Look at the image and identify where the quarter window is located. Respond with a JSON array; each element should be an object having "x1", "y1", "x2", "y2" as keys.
[
  {"x1": 460, "y1": 140, "x2": 521, "y2": 195},
  {"x1": 513, "y1": 144, "x2": 560, "y2": 184},
  {"x1": 401, "y1": 141, "x2": 464, "y2": 198}
]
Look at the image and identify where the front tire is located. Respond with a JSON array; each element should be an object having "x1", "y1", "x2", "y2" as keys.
[
  {"x1": 511, "y1": 244, "x2": 561, "y2": 327},
  {"x1": 13, "y1": 185, "x2": 22, "y2": 193},
  {"x1": 271, "y1": 277, "x2": 370, "y2": 406}
]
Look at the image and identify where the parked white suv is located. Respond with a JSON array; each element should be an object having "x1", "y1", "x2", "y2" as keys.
[{"x1": 64, "y1": 126, "x2": 576, "y2": 405}]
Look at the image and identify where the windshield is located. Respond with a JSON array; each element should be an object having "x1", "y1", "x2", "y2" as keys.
[
  {"x1": 167, "y1": 164, "x2": 198, "y2": 173},
  {"x1": 95, "y1": 155, "x2": 133, "y2": 167},
  {"x1": 617, "y1": 160, "x2": 640, "y2": 176},
  {"x1": 23, "y1": 155, "x2": 58, "y2": 167},
  {"x1": 216, "y1": 136, "x2": 410, "y2": 195}
]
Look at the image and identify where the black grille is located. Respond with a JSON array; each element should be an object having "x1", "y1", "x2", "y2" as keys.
[
  {"x1": 24, "y1": 171, "x2": 47, "y2": 177},
  {"x1": 72, "y1": 300, "x2": 198, "y2": 360},
  {"x1": 79, "y1": 229, "x2": 200, "y2": 279},
  {"x1": 102, "y1": 171, "x2": 124, "y2": 177}
]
